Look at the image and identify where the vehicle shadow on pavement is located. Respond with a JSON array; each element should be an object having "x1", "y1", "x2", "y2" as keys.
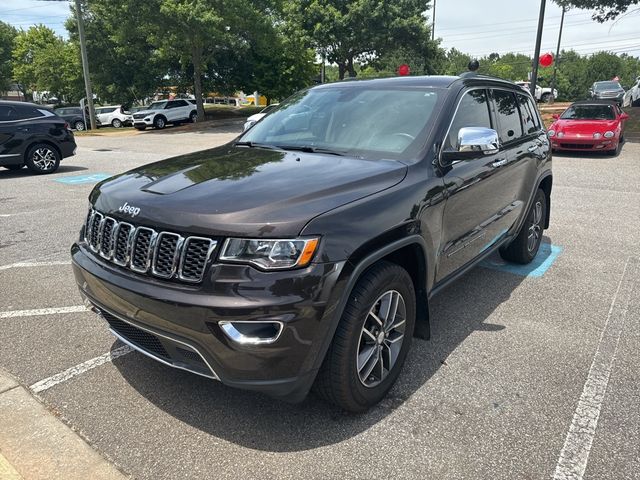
[
  {"x1": 0, "y1": 165, "x2": 88, "y2": 178},
  {"x1": 109, "y1": 253, "x2": 537, "y2": 452}
]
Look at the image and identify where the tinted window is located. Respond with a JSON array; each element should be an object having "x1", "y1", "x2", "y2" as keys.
[
  {"x1": 446, "y1": 89, "x2": 492, "y2": 149},
  {"x1": 517, "y1": 94, "x2": 537, "y2": 135},
  {"x1": 0, "y1": 106, "x2": 18, "y2": 121},
  {"x1": 14, "y1": 105, "x2": 44, "y2": 120},
  {"x1": 174, "y1": 100, "x2": 188, "y2": 107},
  {"x1": 594, "y1": 81, "x2": 621, "y2": 91},
  {"x1": 560, "y1": 105, "x2": 615, "y2": 120},
  {"x1": 492, "y1": 90, "x2": 523, "y2": 142}
]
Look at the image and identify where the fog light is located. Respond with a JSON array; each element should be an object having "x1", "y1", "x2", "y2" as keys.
[{"x1": 219, "y1": 321, "x2": 284, "y2": 345}]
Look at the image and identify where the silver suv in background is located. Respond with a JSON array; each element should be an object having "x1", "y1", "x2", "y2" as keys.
[
  {"x1": 590, "y1": 81, "x2": 625, "y2": 106},
  {"x1": 131, "y1": 99, "x2": 197, "y2": 130}
]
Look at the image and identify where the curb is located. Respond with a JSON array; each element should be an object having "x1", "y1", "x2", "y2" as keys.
[{"x1": 0, "y1": 369, "x2": 128, "y2": 480}]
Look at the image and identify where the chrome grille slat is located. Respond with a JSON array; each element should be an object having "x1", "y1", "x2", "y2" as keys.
[{"x1": 83, "y1": 208, "x2": 215, "y2": 283}]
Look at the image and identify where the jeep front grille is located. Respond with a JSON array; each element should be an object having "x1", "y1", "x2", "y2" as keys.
[{"x1": 84, "y1": 208, "x2": 216, "y2": 283}]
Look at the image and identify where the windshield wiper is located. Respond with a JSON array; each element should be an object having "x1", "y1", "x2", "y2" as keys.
[
  {"x1": 274, "y1": 145, "x2": 346, "y2": 156},
  {"x1": 234, "y1": 141, "x2": 283, "y2": 151}
]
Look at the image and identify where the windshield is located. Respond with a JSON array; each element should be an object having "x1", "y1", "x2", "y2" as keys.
[
  {"x1": 594, "y1": 82, "x2": 621, "y2": 91},
  {"x1": 148, "y1": 101, "x2": 167, "y2": 110},
  {"x1": 560, "y1": 105, "x2": 615, "y2": 120},
  {"x1": 239, "y1": 86, "x2": 441, "y2": 159}
]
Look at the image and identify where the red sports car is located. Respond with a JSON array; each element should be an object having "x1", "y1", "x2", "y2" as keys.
[{"x1": 548, "y1": 100, "x2": 628, "y2": 155}]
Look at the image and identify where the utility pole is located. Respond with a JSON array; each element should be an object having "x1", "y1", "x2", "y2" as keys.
[
  {"x1": 530, "y1": 0, "x2": 546, "y2": 99},
  {"x1": 550, "y1": 6, "x2": 565, "y2": 104},
  {"x1": 431, "y1": 0, "x2": 436, "y2": 41},
  {"x1": 74, "y1": 0, "x2": 96, "y2": 130}
]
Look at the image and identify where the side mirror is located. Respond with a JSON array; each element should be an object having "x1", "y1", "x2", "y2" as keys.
[
  {"x1": 552, "y1": 114, "x2": 560, "y2": 120},
  {"x1": 441, "y1": 127, "x2": 500, "y2": 165},
  {"x1": 243, "y1": 119, "x2": 257, "y2": 131},
  {"x1": 620, "y1": 113, "x2": 629, "y2": 120}
]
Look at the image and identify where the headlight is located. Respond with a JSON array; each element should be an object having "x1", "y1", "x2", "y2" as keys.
[
  {"x1": 593, "y1": 132, "x2": 602, "y2": 139},
  {"x1": 604, "y1": 131, "x2": 614, "y2": 138},
  {"x1": 547, "y1": 129, "x2": 555, "y2": 137},
  {"x1": 220, "y1": 237, "x2": 320, "y2": 270}
]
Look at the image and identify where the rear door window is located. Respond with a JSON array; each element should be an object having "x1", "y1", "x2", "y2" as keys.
[
  {"x1": 492, "y1": 90, "x2": 523, "y2": 143},
  {"x1": 445, "y1": 89, "x2": 492, "y2": 149}
]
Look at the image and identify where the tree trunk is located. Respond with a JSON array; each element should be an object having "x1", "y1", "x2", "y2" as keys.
[
  {"x1": 347, "y1": 57, "x2": 357, "y2": 78},
  {"x1": 338, "y1": 62, "x2": 346, "y2": 80},
  {"x1": 191, "y1": 46, "x2": 205, "y2": 122}
]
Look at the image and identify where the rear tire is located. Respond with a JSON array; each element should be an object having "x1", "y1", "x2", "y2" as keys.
[
  {"x1": 314, "y1": 261, "x2": 416, "y2": 412},
  {"x1": 111, "y1": 118, "x2": 122, "y2": 128},
  {"x1": 541, "y1": 93, "x2": 553, "y2": 103},
  {"x1": 25, "y1": 144, "x2": 60, "y2": 174},
  {"x1": 74, "y1": 120, "x2": 85, "y2": 131},
  {"x1": 632, "y1": 97, "x2": 640, "y2": 107},
  {"x1": 499, "y1": 189, "x2": 546, "y2": 264},
  {"x1": 190, "y1": 110, "x2": 197, "y2": 123}
]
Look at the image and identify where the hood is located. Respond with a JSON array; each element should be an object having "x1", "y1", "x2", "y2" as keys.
[
  {"x1": 553, "y1": 119, "x2": 619, "y2": 135},
  {"x1": 132, "y1": 109, "x2": 157, "y2": 116},
  {"x1": 90, "y1": 145, "x2": 407, "y2": 237}
]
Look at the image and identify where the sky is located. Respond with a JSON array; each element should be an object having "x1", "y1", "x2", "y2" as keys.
[{"x1": 2, "y1": 0, "x2": 640, "y2": 58}]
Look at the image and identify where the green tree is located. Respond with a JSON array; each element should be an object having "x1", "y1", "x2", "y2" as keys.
[
  {"x1": 443, "y1": 48, "x2": 472, "y2": 76},
  {"x1": 287, "y1": 0, "x2": 436, "y2": 80},
  {"x1": 66, "y1": 0, "x2": 169, "y2": 106},
  {"x1": 0, "y1": 21, "x2": 17, "y2": 92},
  {"x1": 13, "y1": 25, "x2": 83, "y2": 102},
  {"x1": 558, "y1": 0, "x2": 640, "y2": 21}
]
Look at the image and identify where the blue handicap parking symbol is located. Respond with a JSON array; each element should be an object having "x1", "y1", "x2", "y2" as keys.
[
  {"x1": 54, "y1": 173, "x2": 111, "y2": 185},
  {"x1": 480, "y1": 243, "x2": 563, "y2": 278}
]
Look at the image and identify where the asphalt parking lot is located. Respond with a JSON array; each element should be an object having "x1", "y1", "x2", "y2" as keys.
[{"x1": 0, "y1": 127, "x2": 638, "y2": 479}]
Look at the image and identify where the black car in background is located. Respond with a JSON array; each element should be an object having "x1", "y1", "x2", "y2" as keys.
[
  {"x1": 53, "y1": 106, "x2": 100, "y2": 131},
  {"x1": 0, "y1": 101, "x2": 76, "y2": 174}
]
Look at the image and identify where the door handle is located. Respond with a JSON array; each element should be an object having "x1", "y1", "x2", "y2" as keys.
[
  {"x1": 492, "y1": 158, "x2": 508, "y2": 168},
  {"x1": 528, "y1": 145, "x2": 538, "y2": 152}
]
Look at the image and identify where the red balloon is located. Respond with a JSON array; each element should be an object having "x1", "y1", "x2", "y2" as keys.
[
  {"x1": 539, "y1": 53, "x2": 554, "y2": 68},
  {"x1": 398, "y1": 64, "x2": 410, "y2": 76}
]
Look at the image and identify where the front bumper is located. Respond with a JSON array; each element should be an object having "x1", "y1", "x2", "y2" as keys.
[
  {"x1": 551, "y1": 136, "x2": 617, "y2": 151},
  {"x1": 132, "y1": 117, "x2": 154, "y2": 126},
  {"x1": 71, "y1": 243, "x2": 344, "y2": 401}
]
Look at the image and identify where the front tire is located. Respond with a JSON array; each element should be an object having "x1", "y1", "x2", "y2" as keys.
[
  {"x1": 153, "y1": 116, "x2": 166, "y2": 129},
  {"x1": 315, "y1": 261, "x2": 416, "y2": 412},
  {"x1": 190, "y1": 110, "x2": 198, "y2": 123},
  {"x1": 499, "y1": 189, "x2": 546, "y2": 264},
  {"x1": 25, "y1": 144, "x2": 60, "y2": 174}
]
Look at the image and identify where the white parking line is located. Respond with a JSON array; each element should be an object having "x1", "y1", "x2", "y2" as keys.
[
  {"x1": 30, "y1": 346, "x2": 133, "y2": 393},
  {"x1": 0, "y1": 260, "x2": 71, "y2": 271},
  {"x1": 0, "y1": 306, "x2": 86, "y2": 318},
  {"x1": 553, "y1": 257, "x2": 638, "y2": 480}
]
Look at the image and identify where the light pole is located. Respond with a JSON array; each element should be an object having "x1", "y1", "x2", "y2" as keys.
[
  {"x1": 431, "y1": 0, "x2": 436, "y2": 41},
  {"x1": 36, "y1": 0, "x2": 96, "y2": 129},
  {"x1": 550, "y1": 6, "x2": 566, "y2": 104},
  {"x1": 530, "y1": 0, "x2": 546, "y2": 98}
]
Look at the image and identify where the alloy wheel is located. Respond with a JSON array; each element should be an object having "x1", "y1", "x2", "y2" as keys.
[
  {"x1": 356, "y1": 290, "x2": 406, "y2": 388},
  {"x1": 31, "y1": 147, "x2": 57, "y2": 172},
  {"x1": 527, "y1": 200, "x2": 543, "y2": 252}
]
